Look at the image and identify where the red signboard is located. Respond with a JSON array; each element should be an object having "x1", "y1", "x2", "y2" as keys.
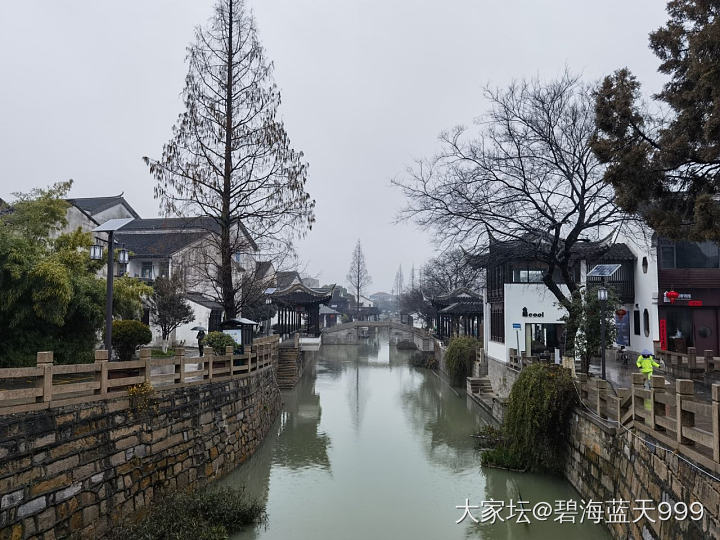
[
  {"x1": 659, "y1": 319, "x2": 668, "y2": 351},
  {"x1": 688, "y1": 300, "x2": 703, "y2": 307}
]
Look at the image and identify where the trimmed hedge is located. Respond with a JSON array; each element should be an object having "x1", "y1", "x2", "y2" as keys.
[
  {"x1": 111, "y1": 320, "x2": 152, "y2": 361},
  {"x1": 204, "y1": 331, "x2": 236, "y2": 355}
]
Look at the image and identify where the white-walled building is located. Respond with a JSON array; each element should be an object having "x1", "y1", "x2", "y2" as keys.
[
  {"x1": 474, "y1": 228, "x2": 720, "y2": 366},
  {"x1": 474, "y1": 235, "x2": 651, "y2": 364},
  {"x1": 61, "y1": 196, "x2": 264, "y2": 348}
]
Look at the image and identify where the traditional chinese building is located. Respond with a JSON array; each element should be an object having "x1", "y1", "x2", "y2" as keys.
[
  {"x1": 431, "y1": 288, "x2": 484, "y2": 340},
  {"x1": 270, "y1": 282, "x2": 335, "y2": 337}
]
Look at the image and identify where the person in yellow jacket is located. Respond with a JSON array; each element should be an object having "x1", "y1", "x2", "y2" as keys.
[{"x1": 636, "y1": 349, "x2": 660, "y2": 380}]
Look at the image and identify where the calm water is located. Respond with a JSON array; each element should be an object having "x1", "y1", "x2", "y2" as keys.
[{"x1": 222, "y1": 330, "x2": 609, "y2": 540}]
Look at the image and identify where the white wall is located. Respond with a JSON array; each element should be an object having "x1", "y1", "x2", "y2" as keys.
[
  {"x1": 616, "y1": 228, "x2": 659, "y2": 354},
  {"x1": 504, "y1": 283, "x2": 569, "y2": 356}
]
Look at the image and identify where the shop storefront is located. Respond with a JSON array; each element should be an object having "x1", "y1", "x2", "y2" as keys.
[{"x1": 658, "y1": 291, "x2": 720, "y2": 355}]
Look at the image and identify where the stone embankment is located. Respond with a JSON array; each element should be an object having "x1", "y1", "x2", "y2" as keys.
[
  {"x1": 0, "y1": 364, "x2": 281, "y2": 538},
  {"x1": 467, "y1": 353, "x2": 720, "y2": 539}
]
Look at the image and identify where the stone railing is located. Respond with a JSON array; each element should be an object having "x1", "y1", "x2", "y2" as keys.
[
  {"x1": 0, "y1": 335, "x2": 279, "y2": 416},
  {"x1": 578, "y1": 373, "x2": 720, "y2": 474},
  {"x1": 653, "y1": 341, "x2": 720, "y2": 380},
  {"x1": 508, "y1": 348, "x2": 541, "y2": 372}
]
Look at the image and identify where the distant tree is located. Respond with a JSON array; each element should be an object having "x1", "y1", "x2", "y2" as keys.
[
  {"x1": 398, "y1": 288, "x2": 434, "y2": 328},
  {"x1": 395, "y1": 74, "x2": 625, "y2": 353},
  {"x1": 113, "y1": 276, "x2": 153, "y2": 320},
  {"x1": 420, "y1": 250, "x2": 484, "y2": 297},
  {"x1": 393, "y1": 264, "x2": 404, "y2": 309},
  {"x1": 0, "y1": 182, "x2": 106, "y2": 366},
  {"x1": 147, "y1": 275, "x2": 195, "y2": 352},
  {"x1": 592, "y1": 1, "x2": 720, "y2": 240},
  {"x1": 346, "y1": 240, "x2": 372, "y2": 319},
  {"x1": 144, "y1": 0, "x2": 315, "y2": 320}
]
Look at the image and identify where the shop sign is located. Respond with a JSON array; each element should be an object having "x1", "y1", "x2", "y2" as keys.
[
  {"x1": 663, "y1": 292, "x2": 692, "y2": 303},
  {"x1": 521, "y1": 307, "x2": 544, "y2": 318},
  {"x1": 688, "y1": 300, "x2": 703, "y2": 307}
]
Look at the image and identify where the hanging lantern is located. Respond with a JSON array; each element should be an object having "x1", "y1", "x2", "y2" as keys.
[
  {"x1": 118, "y1": 246, "x2": 129, "y2": 265},
  {"x1": 615, "y1": 308, "x2": 627, "y2": 318},
  {"x1": 666, "y1": 290, "x2": 680, "y2": 304},
  {"x1": 89, "y1": 243, "x2": 103, "y2": 261}
]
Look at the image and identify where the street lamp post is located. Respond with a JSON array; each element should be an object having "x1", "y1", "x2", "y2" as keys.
[
  {"x1": 598, "y1": 280, "x2": 608, "y2": 380},
  {"x1": 92, "y1": 219, "x2": 133, "y2": 358}
]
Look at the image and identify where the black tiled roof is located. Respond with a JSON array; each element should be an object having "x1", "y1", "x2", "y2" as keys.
[
  {"x1": 120, "y1": 217, "x2": 257, "y2": 250},
  {"x1": 66, "y1": 195, "x2": 140, "y2": 218},
  {"x1": 276, "y1": 271, "x2": 302, "y2": 289},
  {"x1": 256, "y1": 261, "x2": 273, "y2": 277},
  {"x1": 115, "y1": 232, "x2": 207, "y2": 258},
  {"x1": 120, "y1": 216, "x2": 219, "y2": 232},
  {"x1": 185, "y1": 292, "x2": 223, "y2": 310}
]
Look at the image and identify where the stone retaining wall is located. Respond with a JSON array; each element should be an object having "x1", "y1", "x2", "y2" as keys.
[
  {"x1": 566, "y1": 409, "x2": 719, "y2": 539},
  {"x1": 0, "y1": 367, "x2": 281, "y2": 539},
  {"x1": 480, "y1": 358, "x2": 720, "y2": 539}
]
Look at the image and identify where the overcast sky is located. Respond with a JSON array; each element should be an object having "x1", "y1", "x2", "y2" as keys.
[{"x1": 0, "y1": 1, "x2": 669, "y2": 292}]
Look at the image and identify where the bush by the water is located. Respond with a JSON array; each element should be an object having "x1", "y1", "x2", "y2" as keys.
[
  {"x1": 204, "y1": 331, "x2": 236, "y2": 355},
  {"x1": 111, "y1": 320, "x2": 152, "y2": 361},
  {"x1": 110, "y1": 487, "x2": 265, "y2": 540},
  {"x1": 481, "y1": 362, "x2": 577, "y2": 474},
  {"x1": 444, "y1": 336, "x2": 478, "y2": 386}
]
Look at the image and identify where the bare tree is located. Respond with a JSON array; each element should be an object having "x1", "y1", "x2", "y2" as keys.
[
  {"x1": 394, "y1": 73, "x2": 626, "y2": 348},
  {"x1": 346, "y1": 240, "x2": 372, "y2": 320},
  {"x1": 144, "y1": 0, "x2": 315, "y2": 320},
  {"x1": 420, "y1": 250, "x2": 484, "y2": 296}
]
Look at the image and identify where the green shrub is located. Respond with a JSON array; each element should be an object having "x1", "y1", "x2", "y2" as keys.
[
  {"x1": 111, "y1": 320, "x2": 152, "y2": 361},
  {"x1": 110, "y1": 487, "x2": 265, "y2": 540},
  {"x1": 444, "y1": 336, "x2": 478, "y2": 386},
  {"x1": 204, "y1": 331, "x2": 236, "y2": 355},
  {"x1": 481, "y1": 362, "x2": 577, "y2": 474}
]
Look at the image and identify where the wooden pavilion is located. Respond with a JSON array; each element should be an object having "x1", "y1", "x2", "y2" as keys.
[
  {"x1": 270, "y1": 283, "x2": 335, "y2": 337},
  {"x1": 431, "y1": 288, "x2": 483, "y2": 340}
]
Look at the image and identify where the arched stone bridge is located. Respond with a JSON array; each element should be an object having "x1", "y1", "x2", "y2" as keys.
[{"x1": 321, "y1": 320, "x2": 436, "y2": 352}]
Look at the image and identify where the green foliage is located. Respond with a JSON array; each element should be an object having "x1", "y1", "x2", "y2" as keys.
[
  {"x1": 114, "y1": 276, "x2": 153, "y2": 320},
  {"x1": 444, "y1": 336, "x2": 477, "y2": 386},
  {"x1": 151, "y1": 348, "x2": 175, "y2": 358},
  {"x1": 147, "y1": 274, "x2": 194, "y2": 341},
  {"x1": 0, "y1": 182, "x2": 106, "y2": 366},
  {"x1": 564, "y1": 285, "x2": 619, "y2": 374},
  {"x1": 593, "y1": 1, "x2": 720, "y2": 240},
  {"x1": 482, "y1": 363, "x2": 577, "y2": 474},
  {"x1": 111, "y1": 320, "x2": 152, "y2": 361},
  {"x1": 110, "y1": 487, "x2": 266, "y2": 540},
  {"x1": 204, "y1": 331, "x2": 236, "y2": 355}
]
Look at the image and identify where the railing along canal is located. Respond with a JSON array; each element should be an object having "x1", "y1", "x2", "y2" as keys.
[
  {"x1": 0, "y1": 335, "x2": 279, "y2": 415},
  {"x1": 503, "y1": 355, "x2": 720, "y2": 474}
]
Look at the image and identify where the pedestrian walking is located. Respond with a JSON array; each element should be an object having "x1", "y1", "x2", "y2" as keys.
[
  {"x1": 636, "y1": 348, "x2": 659, "y2": 388},
  {"x1": 197, "y1": 329, "x2": 206, "y2": 357}
]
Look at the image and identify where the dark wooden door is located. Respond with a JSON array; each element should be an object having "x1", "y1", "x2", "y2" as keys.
[{"x1": 693, "y1": 309, "x2": 718, "y2": 355}]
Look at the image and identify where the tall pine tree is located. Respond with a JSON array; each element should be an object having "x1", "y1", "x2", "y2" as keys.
[{"x1": 593, "y1": 0, "x2": 720, "y2": 240}]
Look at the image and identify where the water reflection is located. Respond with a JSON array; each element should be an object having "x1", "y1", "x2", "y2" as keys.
[
  {"x1": 273, "y1": 362, "x2": 331, "y2": 471},
  {"x1": 223, "y1": 336, "x2": 609, "y2": 540},
  {"x1": 401, "y1": 370, "x2": 485, "y2": 472}
]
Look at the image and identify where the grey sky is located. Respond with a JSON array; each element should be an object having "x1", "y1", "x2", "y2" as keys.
[{"x1": 0, "y1": 1, "x2": 668, "y2": 292}]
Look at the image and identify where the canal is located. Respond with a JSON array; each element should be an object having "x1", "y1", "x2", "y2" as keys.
[{"x1": 222, "y1": 330, "x2": 610, "y2": 539}]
